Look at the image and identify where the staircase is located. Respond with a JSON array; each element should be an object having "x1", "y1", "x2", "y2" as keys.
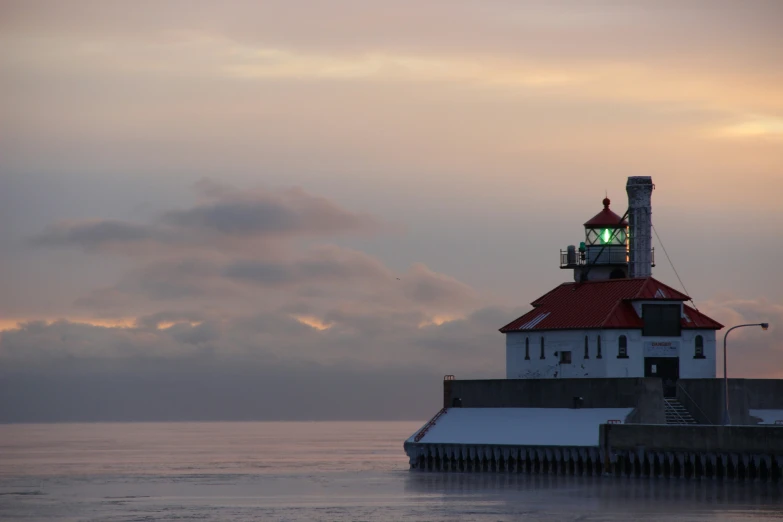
[{"x1": 664, "y1": 398, "x2": 698, "y2": 425}]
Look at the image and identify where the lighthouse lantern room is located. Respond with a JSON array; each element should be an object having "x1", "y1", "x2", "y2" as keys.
[{"x1": 561, "y1": 196, "x2": 631, "y2": 282}]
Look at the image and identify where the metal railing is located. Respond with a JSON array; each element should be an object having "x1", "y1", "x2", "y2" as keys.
[
  {"x1": 676, "y1": 383, "x2": 713, "y2": 425},
  {"x1": 559, "y1": 247, "x2": 655, "y2": 268},
  {"x1": 413, "y1": 408, "x2": 447, "y2": 443},
  {"x1": 663, "y1": 398, "x2": 690, "y2": 425}
]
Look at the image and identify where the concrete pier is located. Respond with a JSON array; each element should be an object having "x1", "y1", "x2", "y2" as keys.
[
  {"x1": 600, "y1": 424, "x2": 783, "y2": 481},
  {"x1": 406, "y1": 424, "x2": 783, "y2": 481},
  {"x1": 406, "y1": 377, "x2": 783, "y2": 481}
]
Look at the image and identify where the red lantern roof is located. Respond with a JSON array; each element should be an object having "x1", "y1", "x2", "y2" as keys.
[
  {"x1": 584, "y1": 197, "x2": 628, "y2": 227},
  {"x1": 499, "y1": 277, "x2": 723, "y2": 332}
]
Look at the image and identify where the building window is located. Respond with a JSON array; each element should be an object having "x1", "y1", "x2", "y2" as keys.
[
  {"x1": 642, "y1": 304, "x2": 682, "y2": 337},
  {"x1": 540, "y1": 337, "x2": 545, "y2": 359},
  {"x1": 597, "y1": 335, "x2": 602, "y2": 359},
  {"x1": 694, "y1": 335, "x2": 705, "y2": 359},
  {"x1": 524, "y1": 337, "x2": 530, "y2": 360},
  {"x1": 584, "y1": 336, "x2": 589, "y2": 359},
  {"x1": 560, "y1": 351, "x2": 572, "y2": 364},
  {"x1": 618, "y1": 335, "x2": 628, "y2": 358}
]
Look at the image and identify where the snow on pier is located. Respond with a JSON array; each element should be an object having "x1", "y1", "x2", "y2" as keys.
[
  {"x1": 750, "y1": 409, "x2": 783, "y2": 425},
  {"x1": 406, "y1": 407, "x2": 633, "y2": 446},
  {"x1": 404, "y1": 407, "x2": 632, "y2": 475}
]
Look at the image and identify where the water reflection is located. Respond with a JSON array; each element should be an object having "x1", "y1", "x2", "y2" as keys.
[{"x1": 404, "y1": 472, "x2": 783, "y2": 517}]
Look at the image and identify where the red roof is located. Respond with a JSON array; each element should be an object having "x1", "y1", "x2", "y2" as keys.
[
  {"x1": 583, "y1": 198, "x2": 628, "y2": 227},
  {"x1": 499, "y1": 277, "x2": 723, "y2": 332}
]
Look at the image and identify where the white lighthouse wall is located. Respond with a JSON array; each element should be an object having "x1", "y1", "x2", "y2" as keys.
[
  {"x1": 506, "y1": 330, "x2": 609, "y2": 379},
  {"x1": 506, "y1": 329, "x2": 716, "y2": 379}
]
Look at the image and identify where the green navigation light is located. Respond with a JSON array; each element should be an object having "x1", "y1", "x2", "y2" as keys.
[{"x1": 602, "y1": 228, "x2": 611, "y2": 243}]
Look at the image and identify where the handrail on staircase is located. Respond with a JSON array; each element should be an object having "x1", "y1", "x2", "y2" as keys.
[
  {"x1": 413, "y1": 408, "x2": 447, "y2": 442},
  {"x1": 664, "y1": 398, "x2": 689, "y2": 424},
  {"x1": 676, "y1": 383, "x2": 713, "y2": 425}
]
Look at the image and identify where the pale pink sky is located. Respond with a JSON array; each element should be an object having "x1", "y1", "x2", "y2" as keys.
[{"x1": 1, "y1": 1, "x2": 781, "y2": 420}]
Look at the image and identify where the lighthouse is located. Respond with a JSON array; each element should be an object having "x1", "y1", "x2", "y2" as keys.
[
  {"x1": 501, "y1": 177, "x2": 722, "y2": 392},
  {"x1": 405, "y1": 176, "x2": 783, "y2": 479}
]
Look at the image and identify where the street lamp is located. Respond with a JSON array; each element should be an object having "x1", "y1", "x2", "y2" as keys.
[{"x1": 722, "y1": 322, "x2": 770, "y2": 425}]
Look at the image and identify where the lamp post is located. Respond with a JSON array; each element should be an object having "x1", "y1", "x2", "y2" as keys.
[{"x1": 722, "y1": 322, "x2": 769, "y2": 425}]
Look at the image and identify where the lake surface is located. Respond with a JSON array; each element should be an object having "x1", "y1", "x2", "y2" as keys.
[{"x1": 1, "y1": 421, "x2": 781, "y2": 521}]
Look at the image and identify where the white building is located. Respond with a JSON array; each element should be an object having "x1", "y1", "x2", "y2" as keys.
[{"x1": 500, "y1": 177, "x2": 723, "y2": 396}]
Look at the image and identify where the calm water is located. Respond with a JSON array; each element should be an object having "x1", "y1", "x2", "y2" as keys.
[{"x1": 0, "y1": 421, "x2": 781, "y2": 521}]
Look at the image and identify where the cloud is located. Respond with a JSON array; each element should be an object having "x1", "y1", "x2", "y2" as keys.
[
  {"x1": 33, "y1": 219, "x2": 160, "y2": 250},
  {"x1": 135, "y1": 310, "x2": 206, "y2": 329},
  {"x1": 5, "y1": 16, "x2": 782, "y2": 124},
  {"x1": 0, "y1": 301, "x2": 508, "y2": 422},
  {"x1": 0, "y1": 302, "x2": 507, "y2": 369},
  {"x1": 166, "y1": 320, "x2": 221, "y2": 346},
  {"x1": 714, "y1": 117, "x2": 783, "y2": 140},
  {"x1": 14, "y1": 179, "x2": 491, "y2": 386},
  {"x1": 66, "y1": 236, "x2": 479, "y2": 338},
  {"x1": 0, "y1": 358, "x2": 447, "y2": 422},
  {"x1": 224, "y1": 246, "x2": 392, "y2": 287},
  {"x1": 0, "y1": 319, "x2": 215, "y2": 362},
  {"x1": 162, "y1": 186, "x2": 378, "y2": 238},
  {"x1": 31, "y1": 181, "x2": 380, "y2": 253},
  {"x1": 71, "y1": 259, "x2": 235, "y2": 316},
  {"x1": 402, "y1": 262, "x2": 476, "y2": 310},
  {"x1": 221, "y1": 46, "x2": 584, "y2": 90},
  {"x1": 223, "y1": 261, "x2": 294, "y2": 286},
  {"x1": 120, "y1": 259, "x2": 228, "y2": 301}
]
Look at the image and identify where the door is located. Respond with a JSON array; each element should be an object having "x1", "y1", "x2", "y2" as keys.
[{"x1": 644, "y1": 357, "x2": 679, "y2": 397}]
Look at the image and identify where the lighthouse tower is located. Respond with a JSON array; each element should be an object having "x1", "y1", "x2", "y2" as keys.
[{"x1": 561, "y1": 197, "x2": 631, "y2": 282}]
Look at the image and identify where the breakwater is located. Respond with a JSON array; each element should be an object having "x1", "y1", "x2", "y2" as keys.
[
  {"x1": 405, "y1": 443, "x2": 604, "y2": 474},
  {"x1": 600, "y1": 423, "x2": 783, "y2": 481},
  {"x1": 405, "y1": 424, "x2": 783, "y2": 481}
]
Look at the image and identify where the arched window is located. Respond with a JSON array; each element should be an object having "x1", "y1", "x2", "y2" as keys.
[
  {"x1": 694, "y1": 335, "x2": 704, "y2": 358},
  {"x1": 584, "y1": 336, "x2": 589, "y2": 359},
  {"x1": 618, "y1": 335, "x2": 628, "y2": 358},
  {"x1": 597, "y1": 335, "x2": 602, "y2": 359},
  {"x1": 524, "y1": 337, "x2": 530, "y2": 360},
  {"x1": 540, "y1": 337, "x2": 545, "y2": 359}
]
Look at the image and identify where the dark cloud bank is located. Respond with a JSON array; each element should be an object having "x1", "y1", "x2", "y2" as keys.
[
  {"x1": 0, "y1": 360, "x2": 446, "y2": 423},
  {"x1": 2, "y1": 181, "x2": 506, "y2": 422},
  {"x1": 0, "y1": 308, "x2": 507, "y2": 422}
]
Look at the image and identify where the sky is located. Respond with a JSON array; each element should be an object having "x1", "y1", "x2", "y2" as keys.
[{"x1": 1, "y1": 0, "x2": 782, "y2": 422}]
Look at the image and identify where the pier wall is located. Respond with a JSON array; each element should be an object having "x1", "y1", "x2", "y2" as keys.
[
  {"x1": 677, "y1": 379, "x2": 783, "y2": 425},
  {"x1": 600, "y1": 424, "x2": 783, "y2": 453},
  {"x1": 443, "y1": 377, "x2": 783, "y2": 426},
  {"x1": 599, "y1": 423, "x2": 783, "y2": 481},
  {"x1": 444, "y1": 378, "x2": 665, "y2": 424}
]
